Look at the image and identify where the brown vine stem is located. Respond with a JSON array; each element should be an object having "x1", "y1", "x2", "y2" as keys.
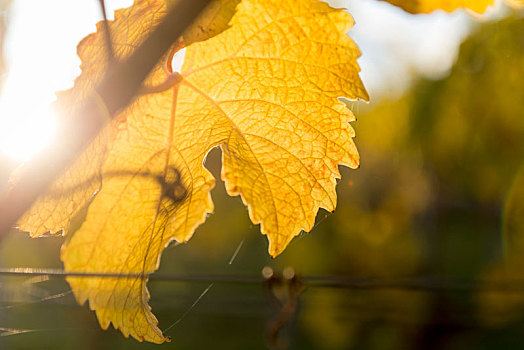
[
  {"x1": 0, "y1": 0, "x2": 213, "y2": 240},
  {"x1": 140, "y1": 71, "x2": 183, "y2": 95}
]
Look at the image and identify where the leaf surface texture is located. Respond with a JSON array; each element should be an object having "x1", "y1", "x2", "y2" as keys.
[{"x1": 18, "y1": 0, "x2": 367, "y2": 342}]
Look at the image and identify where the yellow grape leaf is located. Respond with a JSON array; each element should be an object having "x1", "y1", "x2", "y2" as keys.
[
  {"x1": 21, "y1": 0, "x2": 367, "y2": 343},
  {"x1": 380, "y1": 0, "x2": 494, "y2": 13},
  {"x1": 382, "y1": 0, "x2": 524, "y2": 13},
  {"x1": 17, "y1": 0, "x2": 238, "y2": 236}
]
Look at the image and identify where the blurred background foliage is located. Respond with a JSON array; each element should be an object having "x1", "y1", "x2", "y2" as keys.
[{"x1": 0, "y1": 2, "x2": 524, "y2": 350}]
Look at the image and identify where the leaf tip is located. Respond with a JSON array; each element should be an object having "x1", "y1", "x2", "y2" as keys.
[
  {"x1": 267, "y1": 234, "x2": 295, "y2": 258},
  {"x1": 268, "y1": 242, "x2": 282, "y2": 258}
]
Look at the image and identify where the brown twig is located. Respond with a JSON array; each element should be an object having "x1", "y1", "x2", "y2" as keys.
[
  {"x1": 0, "y1": 0, "x2": 212, "y2": 239},
  {"x1": 263, "y1": 267, "x2": 306, "y2": 349}
]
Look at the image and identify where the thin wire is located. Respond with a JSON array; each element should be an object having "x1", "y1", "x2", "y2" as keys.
[
  {"x1": 229, "y1": 239, "x2": 244, "y2": 265},
  {"x1": 0, "y1": 268, "x2": 263, "y2": 283},
  {"x1": 285, "y1": 211, "x2": 333, "y2": 250},
  {"x1": 311, "y1": 211, "x2": 333, "y2": 231},
  {"x1": 0, "y1": 327, "x2": 101, "y2": 337},
  {"x1": 162, "y1": 283, "x2": 213, "y2": 334},
  {"x1": 162, "y1": 237, "x2": 246, "y2": 335},
  {"x1": 302, "y1": 275, "x2": 524, "y2": 293},
  {"x1": 0, "y1": 290, "x2": 72, "y2": 311},
  {"x1": 0, "y1": 327, "x2": 37, "y2": 337},
  {"x1": 3, "y1": 268, "x2": 524, "y2": 293}
]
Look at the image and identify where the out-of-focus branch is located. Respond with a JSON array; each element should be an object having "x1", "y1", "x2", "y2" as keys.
[
  {"x1": 98, "y1": 0, "x2": 115, "y2": 62},
  {"x1": 0, "y1": 0, "x2": 212, "y2": 239}
]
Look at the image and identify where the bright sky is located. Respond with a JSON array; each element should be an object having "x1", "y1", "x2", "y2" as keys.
[
  {"x1": 340, "y1": 0, "x2": 507, "y2": 96},
  {"x1": 0, "y1": 0, "x2": 506, "y2": 161}
]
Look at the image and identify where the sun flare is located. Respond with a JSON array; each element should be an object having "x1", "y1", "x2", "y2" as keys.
[
  {"x1": 0, "y1": 90, "x2": 57, "y2": 162},
  {"x1": 0, "y1": 0, "x2": 132, "y2": 162}
]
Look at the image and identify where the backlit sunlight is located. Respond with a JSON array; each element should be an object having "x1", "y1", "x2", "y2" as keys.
[
  {"x1": 0, "y1": 0, "x2": 502, "y2": 161},
  {"x1": 0, "y1": 0, "x2": 132, "y2": 162},
  {"x1": 0, "y1": 78, "x2": 57, "y2": 161}
]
